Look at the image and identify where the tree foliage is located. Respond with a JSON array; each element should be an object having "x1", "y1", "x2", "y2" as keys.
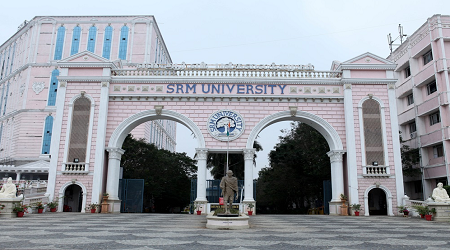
[
  {"x1": 206, "y1": 141, "x2": 263, "y2": 180},
  {"x1": 401, "y1": 144, "x2": 421, "y2": 177},
  {"x1": 256, "y1": 122, "x2": 330, "y2": 213},
  {"x1": 120, "y1": 135, "x2": 197, "y2": 212}
]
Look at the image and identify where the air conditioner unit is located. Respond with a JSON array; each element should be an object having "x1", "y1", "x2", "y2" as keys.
[{"x1": 410, "y1": 132, "x2": 417, "y2": 139}]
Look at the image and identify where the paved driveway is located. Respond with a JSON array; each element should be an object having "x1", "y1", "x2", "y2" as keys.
[{"x1": 0, "y1": 213, "x2": 448, "y2": 249}]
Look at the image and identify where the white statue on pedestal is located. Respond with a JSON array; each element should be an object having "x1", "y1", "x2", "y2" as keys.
[
  {"x1": 432, "y1": 182, "x2": 450, "y2": 203},
  {"x1": 0, "y1": 177, "x2": 17, "y2": 198}
]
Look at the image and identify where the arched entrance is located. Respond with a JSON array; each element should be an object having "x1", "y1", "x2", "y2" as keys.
[
  {"x1": 368, "y1": 188, "x2": 387, "y2": 215},
  {"x1": 63, "y1": 184, "x2": 83, "y2": 212}
]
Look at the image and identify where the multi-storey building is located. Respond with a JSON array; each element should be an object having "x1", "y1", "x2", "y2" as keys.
[
  {"x1": 388, "y1": 14, "x2": 450, "y2": 200},
  {"x1": 0, "y1": 16, "x2": 176, "y2": 183}
]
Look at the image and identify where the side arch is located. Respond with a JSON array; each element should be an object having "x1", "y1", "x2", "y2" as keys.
[
  {"x1": 246, "y1": 110, "x2": 343, "y2": 150},
  {"x1": 57, "y1": 181, "x2": 87, "y2": 213},
  {"x1": 108, "y1": 109, "x2": 205, "y2": 149},
  {"x1": 364, "y1": 185, "x2": 394, "y2": 216}
]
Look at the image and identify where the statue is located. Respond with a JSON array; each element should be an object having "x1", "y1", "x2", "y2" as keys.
[
  {"x1": 220, "y1": 170, "x2": 238, "y2": 214},
  {"x1": 0, "y1": 177, "x2": 17, "y2": 198},
  {"x1": 432, "y1": 182, "x2": 450, "y2": 202}
]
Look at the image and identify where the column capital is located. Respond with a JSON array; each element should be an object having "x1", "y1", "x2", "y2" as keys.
[
  {"x1": 106, "y1": 147, "x2": 125, "y2": 160},
  {"x1": 195, "y1": 148, "x2": 208, "y2": 160},
  {"x1": 243, "y1": 148, "x2": 255, "y2": 160},
  {"x1": 327, "y1": 150, "x2": 345, "y2": 163}
]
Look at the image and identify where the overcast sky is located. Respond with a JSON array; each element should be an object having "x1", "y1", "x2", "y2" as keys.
[{"x1": 1, "y1": 0, "x2": 448, "y2": 178}]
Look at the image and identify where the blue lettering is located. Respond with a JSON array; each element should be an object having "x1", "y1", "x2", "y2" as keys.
[
  {"x1": 227, "y1": 84, "x2": 235, "y2": 93},
  {"x1": 279, "y1": 85, "x2": 286, "y2": 94},
  {"x1": 202, "y1": 84, "x2": 210, "y2": 93},
  {"x1": 167, "y1": 84, "x2": 175, "y2": 93},
  {"x1": 186, "y1": 84, "x2": 196, "y2": 93},
  {"x1": 255, "y1": 85, "x2": 263, "y2": 94},
  {"x1": 268, "y1": 85, "x2": 276, "y2": 94},
  {"x1": 246, "y1": 85, "x2": 254, "y2": 94},
  {"x1": 212, "y1": 84, "x2": 220, "y2": 94},
  {"x1": 237, "y1": 85, "x2": 245, "y2": 94},
  {"x1": 176, "y1": 84, "x2": 184, "y2": 93},
  {"x1": 264, "y1": 85, "x2": 267, "y2": 94}
]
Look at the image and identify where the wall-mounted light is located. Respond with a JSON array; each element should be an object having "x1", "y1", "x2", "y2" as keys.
[
  {"x1": 372, "y1": 161, "x2": 378, "y2": 166},
  {"x1": 73, "y1": 158, "x2": 79, "y2": 163}
]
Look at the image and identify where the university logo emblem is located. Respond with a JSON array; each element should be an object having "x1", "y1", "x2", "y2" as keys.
[{"x1": 207, "y1": 110, "x2": 245, "y2": 141}]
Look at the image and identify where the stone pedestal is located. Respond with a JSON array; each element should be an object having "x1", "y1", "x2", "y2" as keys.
[
  {"x1": 0, "y1": 195, "x2": 24, "y2": 218},
  {"x1": 340, "y1": 204, "x2": 348, "y2": 216},
  {"x1": 206, "y1": 213, "x2": 249, "y2": 229},
  {"x1": 427, "y1": 202, "x2": 450, "y2": 222}
]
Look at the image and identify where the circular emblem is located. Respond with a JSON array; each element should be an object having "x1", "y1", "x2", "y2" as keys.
[{"x1": 207, "y1": 110, "x2": 245, "y2": 141}]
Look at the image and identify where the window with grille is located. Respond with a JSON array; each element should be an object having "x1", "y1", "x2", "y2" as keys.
[
  {"x1": 429, "y1": 111, "x2": 440, "y2": 126},
  {"x1": 102, "y1": 26, "x2": 113, "y2": 59},
  {"x1": 54, "y1": 26, "x2": 65, "y2": 60},
  {"x1": 423, "y1": 50, "x2": 433, "y2": 65},
  {"x1": 41, "y1": 116, "x2": 53, "y2": 154},
  {"x1": 67, "y1": 97, "x2": 91, "y2": 162},
  {"x1": 427, "y1": 81, "x2": 437, "y2": 95},
  {"x1": 407, "y1": 93, "x2": 414, "y2": 106},
  {"x1": 118, "y1": 25, "x2": 129, "y2": 60},
  {"x1": 362, "y1": 99, "x2": 384, "y2": 165},
  {"x1": 70, "y1": 26, "x2": 81, "y2": 55},
  {"x1": 87, "y1": 26, "x2": 97, "y2": 53},
  {"x1": 47, "y1": 69, "x2": 59, "y2": 106}
]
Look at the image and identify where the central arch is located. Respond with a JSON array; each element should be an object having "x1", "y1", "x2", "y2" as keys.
[{"x1": 245, "y1": 110, "x2": 345, "y2": 214}]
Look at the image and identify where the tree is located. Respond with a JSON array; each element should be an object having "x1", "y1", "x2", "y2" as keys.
[
  {"x1": 120, "y1": 135, "x2": 197, "y2": 212},
  {"x1": 401, "y1": 144, "x2": 421, "y2": 177},
  {"x1": 206, "y1": 141, "x2": 263, "y2": 180},
  {"x1": 256, "y1": 122, "x2": 330, "y2": 213}
]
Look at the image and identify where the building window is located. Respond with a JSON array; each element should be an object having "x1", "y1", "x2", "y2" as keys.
[
  {"x1": 47, "y1": 69, "x2": 59, "y2": 106},
  {"x1": 118, "y1": 25, "x2": 129, "y2": 60},
  {"x1": 407, "y1": 93, "x2": 414, "y2": 106},
  {"x1": 427, "y1": 81, "x2": 437, "y2": 95},
  {"x1": 68, "y1": 97, "x2": 91, "y2": 162},
  {"x1": 409, "y1": 122, "x2": 416, "y2": 138},
  {"x1": 429, "y1": 111, "x2": 440, "y2": 126},
  {"x1": 362, "y1": 99, "x2": 384, "y2": 165},
  {"x1": 102, "y1": 26, "x2": 113, "y2": 59},
  {"x1": 70, "y1": 26, "x2": 81, "y2": 55},
  {"x1": 423, "y1": 50, "x2": 433, "y2": 65},
  {"x1": 3, "y1": 82, "x2": 10, "y2": 116},
  {"x1": 405, "y1": 66, "x2": 411, "y2": 78},
  {"x1": 41, "y1": 116, "x2": 53, "y2": 154},
  {"x1": 86, "y1": 26, "x2": 97, "y2": 53},
  {"x1": 54, "y1": 26, "x2": 65, "y2": 60},
  {"x1": 433, "y1": 145, "x2": 444, "y2": 158}
]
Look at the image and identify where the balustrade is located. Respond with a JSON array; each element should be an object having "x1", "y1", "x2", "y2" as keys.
[
  {"x1": 63, "y1": 163, "x2": 87, "y2": 172},
  {"x1": 364, "y1": 166, "x2": 389, "y2": 177}
]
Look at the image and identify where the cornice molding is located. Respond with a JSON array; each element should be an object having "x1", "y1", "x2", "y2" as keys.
[
  {"x1": 57, "y1": 76, "x2": 111, "y2": 82},
  {"x1": 110, "y1": 77, "x2": 343, "y2": 85},
  {"x1": 341, "y1": 78, "x2": 397, "y2": 85},
  {"x1": 339, "y1": 64, "x2": 397, "y2": 70}
]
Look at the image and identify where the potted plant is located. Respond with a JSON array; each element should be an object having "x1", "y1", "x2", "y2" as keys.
[
  {"x1": 247, "y1": 203, "x2": 254, "y2": 216},
  {"x1": 412, "y1": 205, "x2": 427, "y2": 218},
  {"x1": 398, "y1": 205, "x2": 409, "y2": 216},
  {"x1": 103, "y1": 193, "x2": 109, "y2": 200},
  {"x1": 340, "y1": 194, "x2": 347, "y2": 205},
  {"x1": 34, "y1": 201, "x2": 46, "y2": 213},
  {"x1": 47, "y1": 199, "x2": 59, "y2": 212},
  {"x1": 13, "y1": 203, "x2": 29, "y2": 217},
  {"x1": 351, "y1": 204, "x2": 361, "y2": 216},
  {"x1": 194, "y1": 202, "x2": 201, "y2": 215},
  {"x1": 425, "y1": 207, "x2": 436, "y2": 221},
  {"x1": 0, "y1": 203, "x2": 5, "y2": 212},
  {"x1": 87, "y1": 203, "x2": 100, "y2": 213}
]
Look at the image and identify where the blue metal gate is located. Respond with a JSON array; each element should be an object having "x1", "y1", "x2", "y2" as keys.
[{"x1": 119, "y1": 179, "x2": 144, "y2": 213}]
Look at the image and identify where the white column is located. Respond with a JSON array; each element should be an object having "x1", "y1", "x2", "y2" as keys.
[
  {"x1": 243, "y1": 148, "x2": 255, "y2": 202},
  {"x1": 91, "y1": 81, "x2": 110, "y2": 204},
  {"x1": 327, "y1": 150, "x2": 345, "y2": 201},
  {"x1": 15, "y1": 172, "x2": 21, "y2": 182},
  {"x1": 195, "y1": 148, "x2": 208, "y2": 202},
  {"x1": 105, "y1": 147, "x2": 125, "y2": 200},
  {"x1": 388, "y1": 83, "x2": 405, "y2": 206},
  {"x1": 343, "y1": 83, "x2": 359, "y2": 204},
  {"x1": 46, "y1": 80, "x2": 67, "y2": 201}
]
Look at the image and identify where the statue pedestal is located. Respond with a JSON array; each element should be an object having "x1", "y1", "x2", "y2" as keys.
[
  {"x1": 206, "y1": 213, "x2": 249, "y2": 229},
  {"x1": 0, "y1": 195, "x2": 24, "y2": 218},
  {"x1": 426, "y1": 202, "x2": 450, "y2": 222}
]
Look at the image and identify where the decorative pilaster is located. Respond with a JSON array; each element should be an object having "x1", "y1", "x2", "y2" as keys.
[
  {"x1": 243, "y1": 148, "x2": 255, "y2": 202},
  {"x1": 195, "y1": 148, "x2": 208, "y2": 202},
  {"x1": 343, "y1": 82, "x2": 359, "y2": 205},
  {"x1": 105, "y1": 147, "x2": 125, "y2": 213},
  {"x1": 327, "y1": 150, "x2": 345, "y2": 215}
]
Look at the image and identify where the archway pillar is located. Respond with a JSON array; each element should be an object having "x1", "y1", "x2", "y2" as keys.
[
  {"x1": 105, "y1": 147, "x2": 125, "y2": 213},
  {"x1": 195, "y1": 148, "x2": 208, "y2": 203},
  {"x1": 243, "y1": 148, "x2": 256, "y2": 202},
  {"x1": 327, "y1": 150, "x2": 346, "y2": 215}
]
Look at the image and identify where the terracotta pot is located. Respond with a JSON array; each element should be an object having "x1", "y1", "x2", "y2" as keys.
[
  {"x1": 354, "y1": 211, "x2": 360, "y2": 216},
  {"x1": 248, "y1": 211, "x2": 253, "y2": 216},
  {"x1": 196, "y1": 210, "x2": 201, "y2": 215},
  {"x1": 17, "y1": 211, "x2": 24, "y2": 217},
  {"x1": 91, "y1": 209, "x2": 96, "y2": 213},
  {"x1": 425, "y1": 214, "x2": 432, "y2": 221},
  {"x1": 403, "y1": 211, "x2": 409, "y2": 216},
  {"x1": 50, "y1": 208, "x2": 57, "y2": 212},
  {"x1": 38, "y1": 208, "x2": 44, "y2": 213},
  {"x1": 420, "y1": 214, "x2": 425, "y2": 219}
]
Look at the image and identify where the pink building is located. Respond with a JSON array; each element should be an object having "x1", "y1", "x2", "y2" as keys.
[
  {"x1": 0, "y1": 15, "x2": 406, "y2": 215},
  {"x1": 388, "y1": 14, "x2": 450, "y2": 200}
]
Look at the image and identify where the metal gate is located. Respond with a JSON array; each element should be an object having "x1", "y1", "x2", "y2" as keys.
[
  {"x1": 323, "y1": 180, "x2": 332, "y2": 215},
  {"x1": 119, "y1": 179, "x2": 144, "y2": 213}
]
